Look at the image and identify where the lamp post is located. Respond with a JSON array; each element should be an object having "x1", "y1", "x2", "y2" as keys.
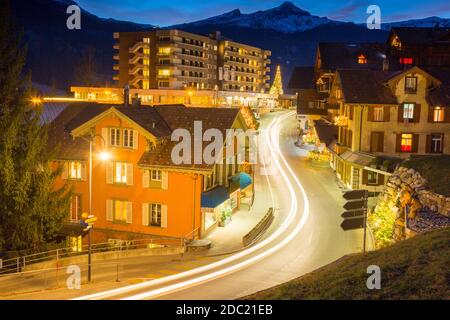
[{"x1": 83, "y1": 132, "x2": 110, "y2": 283}]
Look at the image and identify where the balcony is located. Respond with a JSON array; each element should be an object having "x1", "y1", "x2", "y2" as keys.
[
  {"x1": 113, "y1": 55, "x2": 119, "y2": 60},
  {"x1": 326, "y1": 103, "x2": 340, "y2": 110},
  {"x1": 112, "y1": 75, "x2": 119, "y2": 81},
  {"x1": 113, "y1": 44, "x2": 120, "y2": 50},
  {"x1": 129, "y1": 42, "x2": 149, "y2": 54},
  {"x1": 113, "y1": 65, "x2": 119, "y2": 71}
]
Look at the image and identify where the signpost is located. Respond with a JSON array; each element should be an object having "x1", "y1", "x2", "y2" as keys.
[
  {"x1": 81, "y1": 213, "x2": 97, "y2": 282},
  {"x1": 0, "y1": 258, "x2": 2, "y2": 270},
  {"x1": 341, "y1": 189, "x2": 369, "y2": 253}
]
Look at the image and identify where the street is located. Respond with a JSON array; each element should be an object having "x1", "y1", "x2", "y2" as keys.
[{"x1": 69, "y1": 110, "x2": 364, "y2": 300}]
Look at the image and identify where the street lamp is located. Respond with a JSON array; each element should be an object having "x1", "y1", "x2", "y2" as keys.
[{"x1": 82, "y1": 132, "x2": 110, "y2": 283}]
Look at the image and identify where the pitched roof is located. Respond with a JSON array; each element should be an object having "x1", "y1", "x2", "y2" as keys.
[
  {"x1": 49, "y1": 103, "x2": 242, "y2": 171},
  {"x1": 390, "y1": 27, "x2": 450, "y2": 46},
  {"x1": 337, "y1": 69, "x2": 398, "y2": 105},
  {"x1": 318, "y1": 43, "x2": 386, "y2": 72},
  {"x1": 287, "y1": 66, "x2": 315, "y2": 90},
  {"x1": 313, "y1": 120, "x2": 338, "y2": 147}
]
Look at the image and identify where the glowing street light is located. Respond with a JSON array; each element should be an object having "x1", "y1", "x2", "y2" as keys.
[{"x1": 99, "y1": 151, "x2": 111, "y2": 161}]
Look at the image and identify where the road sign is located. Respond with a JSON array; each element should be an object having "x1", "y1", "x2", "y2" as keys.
[
  {"x1": 85, "y1": 217, "x2": 97, "y2": 224},
  {"x1": 343, "y1": 199, "x2": 366, "y2": 211},
  {"x1": 0, "y1": 259, "x2": 2, "y2": 269},
  {"x1": 341, "y1": 217, "x2": 365, "y2": 230},
  {"x1": 343, "y1": 190, "x2": 367, "y2": 200},
  {"x1": 341, "y1": 210, "x2": 365, "y2": 219}
]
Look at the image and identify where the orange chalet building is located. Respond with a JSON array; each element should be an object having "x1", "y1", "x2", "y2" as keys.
[{"x1": 47, "y1": 103, "x2": 254, "y2": 245}]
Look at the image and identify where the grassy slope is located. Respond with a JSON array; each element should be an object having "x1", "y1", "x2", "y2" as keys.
[
  {"x1": 245, "y1": 227, "x2": 450, "y2": 300},
  {"x1": 402, "y1": 155, "x2": 450, "y2": 197}
]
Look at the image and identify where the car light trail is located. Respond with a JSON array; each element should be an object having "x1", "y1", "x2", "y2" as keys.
[{"x1": 74, "y1": 112, "x2": 310, "y2": 300}]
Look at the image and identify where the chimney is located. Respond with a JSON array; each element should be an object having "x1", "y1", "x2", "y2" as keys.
[
  {"x1": 124, "y1": 84, "x2": 130, "y2": 106},
  {"x1": 382, "y1": 59, "x2": 389, "y2": 72}
]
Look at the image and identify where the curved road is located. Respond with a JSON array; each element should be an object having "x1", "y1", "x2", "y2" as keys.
[{"x1": 76, "y1": 111, "x2": 363, "y2": 300}]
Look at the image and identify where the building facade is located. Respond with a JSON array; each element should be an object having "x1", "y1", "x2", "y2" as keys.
[
  {"x1": 49, "y1": 103, "x2": 255, "y2": 245},
  {"x1": 113, "y1": 29, "x2": 271, "y2": 93}
]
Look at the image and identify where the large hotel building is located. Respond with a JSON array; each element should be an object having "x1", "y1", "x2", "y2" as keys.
[{"x1": 113, "y1": 29, "x2": 271, "y2": 93}]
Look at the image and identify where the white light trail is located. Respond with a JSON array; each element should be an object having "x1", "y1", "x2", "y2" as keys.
[{"x1": 74, "y1": 112, "x2": 310, "y2": 300}]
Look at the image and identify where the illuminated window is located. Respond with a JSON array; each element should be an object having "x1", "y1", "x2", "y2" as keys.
[
  {"x1": 114, "y1": 200, "x2": 129, "y2": 222},
  {"x1": 123, "y1": 129, "x2": 134, "y2": 148},
  {"x1": 69, "y1": 161, "x2": 83, "y2": 180},
  {"x1": 142, "y1": 81, "x2": 149, "y2": 90},
  {"x1": 143, "y1": 38, "x2": 150, "y2": 44},
  {"x1": 405, "y1": 76, "x2": 417, "y2": 93},
  {"x1": 158, "y1": 69, "x2": 170, "y2": 78},
  {"x1": 403, "y1": 103, "x2": 415, "y2": 120},
  {"x1": 358, "y1": 54, "x2": 367, "y2": 64},
  {"x1": 367, "y1": 171, "x2": 378, "y2": 185},
  {"x1": 373, "y1": 106, "x2": 384, "y2": 121},
  {"x1": 158, "y1": 47, "x2": 171, "y2": 55},
  {"x1": 433, "y1": 107, "x2": 445, "y2": 122},
  {"x1": 150, "y1": 204, "x2": 162, "y2": 227},
  {"x1": 115, "y1": 162, "x2": 128, "y2": 184},
  {"x1": 143, "y1": 48, "x2": 150, "y2": 55},
  {"x1": 400, "y1": 57, "x2": 413, "y2": 65},
  {"x1": 143, "y1": 59, "x2": 150, "y2": 66},
  {"x1": 401, "y1": 134, "x2": 413, "y2": 152},
  {"x1": 430, "y1": 134, "x2": 443, "y2": 153},
  {"x1": 151, "y1": 170, "x2": 162, "y2": 181},
  {"x1": 143, "y1": 69, "x2": 149, "y2": 77},
  {"x1": 110, "y1": 128, "x2": 121, "y2": 147}
]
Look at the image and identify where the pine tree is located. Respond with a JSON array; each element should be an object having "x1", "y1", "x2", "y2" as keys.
[
  {"x1": 269, "y1": 65, "x2": 284, "y2": 96},
  {"x1": 0, "y1": 2, "x2": 71, "y2": 253}
]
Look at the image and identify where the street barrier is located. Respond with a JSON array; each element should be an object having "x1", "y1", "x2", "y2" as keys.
[{"x1": 242, "y1": 207, "x2": 274, "y2": 247}]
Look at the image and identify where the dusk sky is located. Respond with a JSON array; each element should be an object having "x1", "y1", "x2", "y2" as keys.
[{"x1": 75, "y1": 0, "x2": 450, "y2": 26}]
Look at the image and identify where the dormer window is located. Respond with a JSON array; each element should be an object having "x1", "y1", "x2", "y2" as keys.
[{"x1": 358, "y1": 54, "x2": 367, "y2": 64}]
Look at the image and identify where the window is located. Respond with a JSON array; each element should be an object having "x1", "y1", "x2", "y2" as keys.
[
  {"x1": 358, "y1": 54, "x2": 367, "y2": 64},
  {"x1": 158, "y1": 69, "x2": 170, "y2": 78},
  {"x1": 150, "y1": 204, "x2": 162, "y2": 227},
  {"x1": 115, "y1": 162, "x2": 128, "y2": 184},
  {"x1": 433, "y1": 107, "x2": 445, "y2": 122},
  {"x1": 151, "y1": 170, "x2": 162, "y2": 181},
  {"x1": 367, "y1": 171, "x2": 378, "y2": 185},
  {"x1": 400, "y1": 57, "x2": 413, "y2": 65},
  {"x1": 70, "y1": 195, "x2": 81, "y2": 222},
  {"x1": 373, "y1": 106, "x2": 384, "y2": 122},
  {"x1": 158, "y1": 81, "x2": 170, "y2": 87},
  {"x1": 69, "y1": 161, "x2": 83, "y2": 180},
  {"x1": 403, "y1": 103, "x2": 415, "y2": 120},
  {"x1": 401, "y1": 134, "x2": 413, "y2": 152},
  {"x1": 114, "y1": 200, "x2": 129, "y2": 223},
  {"x1": 430, "y1": 134, "x2": 443, "y2": 153},
  {"x1": 110, "y1": 128, "x2": 121, "y2": 147},
  {"x1": 405, "y1": 76, "x2": 417, "y2": 93},
  {"x1": 123, "y1": 129, "x2": 134, "y2": 148},
  {"x1": 158, "y1": 47, "x2": 170, "y2": 55}
]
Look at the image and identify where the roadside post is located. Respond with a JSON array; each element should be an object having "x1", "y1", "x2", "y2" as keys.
[
  {"x1": 341, "y1": 190, "x2": 369, "y2": 253},
  {"x1": 81, "y1": 213, "x2": 97, "y2": 282}
]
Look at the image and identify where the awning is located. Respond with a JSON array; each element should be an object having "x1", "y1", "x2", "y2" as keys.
[
  {"x1": 58, "y1": 222, "x2": 88, "y2": 237},
  {"x1": 340, "y1": 150, "x2": 374, "y2": 167},
  {"x1": 201, "y1": 186, "x2": 230, "y2": 209},
  {"x1": 239, "y1": 172, "x2": 252, "y2": 189}
]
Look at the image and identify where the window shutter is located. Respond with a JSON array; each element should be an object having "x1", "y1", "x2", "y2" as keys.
[
  {"x1": 126, "y1": 202, "x2": 133, "y2": 224},
  {"x1": 367, "y1": 108, "x2": 374, "y2": 122},
  {"x1": 383, "y1": 106, "x2": 390, "y2": 122},
  {"x1": 396, "y1": 134, "x2": 402, "y2": 152},
  {"x1": 106, "y1": 161, "x2": 114, "y2": 184},
  {"x1": 161, "y1": 205, "x2": 168, "y2": 228},
  {"x1": 106, "y1": 200, "x2": 113, "y2": 222},
  {"x1": 426, "y1": 135, "x2": 431, "y2": 153},
  {"x1": 441, "y1": 134, "x2": 445, "y2": 153},
  {"x1": 378, "y1": 174, "x2": 385, "y2": 186},
  {"x1": 428, "y1": 106, "x2": 434, "y2": 122},
  {"x1": 143, "y1": 170, "x2": 150, "y2": 188},
  {"x1": 126, "y1": 164, "x2": 133, "y2": 186},
  {"x1": 398, "y1": 105, "x2": 404, "y2": 122},
  {"x1": 62, "y1": 162, "x2": 68, "y2": 180},
  {"x1": 162, "y1": 171, "x2": 169, "y2": 190},
  {"x1": 132, "y1": 130, "x2": 138, "y2": 150},
  {"x1": 413, "y1": 104, "x2": 421, "y2": 123},
  {"x1": 412, "y1": 134, "x2": 419, "y2": 153},
  {"x1": 378, "y1": 132, "x2": 384, "y2": 152},
  {"x1": 142, "y1": 203, "x2": 149, "y2": 226},
  {"x1": 81, "y1": 163, "x2": 87, "y2": 181},
  {"x1": 362, "y1": 170, "x2": 368, "y2": 185},
  {"x1": 102, "y1": 128, "x2": 109, "y2": 147},
  {"x1": 445, "y1": 107, "x2": 450, "y2": 123}
]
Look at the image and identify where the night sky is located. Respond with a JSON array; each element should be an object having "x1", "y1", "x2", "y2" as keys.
[{"x1": 75, "y1": 0, "x2": 450, "y2": 26}]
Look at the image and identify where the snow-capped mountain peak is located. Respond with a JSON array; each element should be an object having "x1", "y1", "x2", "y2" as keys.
[{"x1": 175, "y1": 1, "x2": 341, "y2": 33}]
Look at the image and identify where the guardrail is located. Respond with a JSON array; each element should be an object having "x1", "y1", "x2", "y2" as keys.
[
  {"x1": 242, "y1": 208, "x2": 274, "y2": 247},
  {"x1": 0, "y1": 237, "x2": 184, "y2": 275}
]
